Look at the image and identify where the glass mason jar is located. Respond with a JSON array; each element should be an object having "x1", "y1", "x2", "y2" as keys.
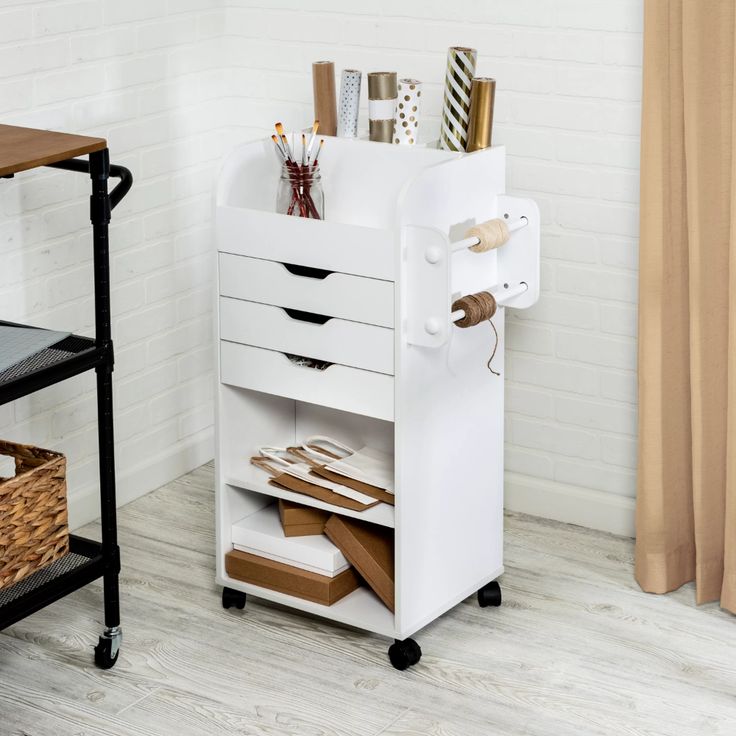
[{"x1": 276, "y1": 162, "x2": 324, "y2": 219}]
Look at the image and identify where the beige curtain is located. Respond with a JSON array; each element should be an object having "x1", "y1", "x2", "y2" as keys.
[{"x1": 637, "y1": 0, "x2": 736, "y2": 612}]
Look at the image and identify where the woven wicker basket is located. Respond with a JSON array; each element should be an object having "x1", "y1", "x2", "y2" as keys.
[{"x1": 0, "y1": 440, "x2": 69, "y2": 591}]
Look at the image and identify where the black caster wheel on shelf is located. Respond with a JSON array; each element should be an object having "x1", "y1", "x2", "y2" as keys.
[
  {"x1": 222, "y1": 587, "x2": 247, "y2": 610},
  {"x1": 477, "y1": 580, "x2": 502, "y2": 608},
  {"x1": 94, "y1": 626, "x2": 122, "y2": 670},
  {"x1": 388, "y1": 638, "x2": 422, "y2": 671}
]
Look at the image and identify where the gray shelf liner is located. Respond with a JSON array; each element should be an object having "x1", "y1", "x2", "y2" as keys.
[{"x1": 0, "y1": 325, "x2": 72, "y2": 374}]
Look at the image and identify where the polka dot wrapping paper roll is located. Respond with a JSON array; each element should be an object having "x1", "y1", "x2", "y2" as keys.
[
  {"x1": 337, "y1": 69, "x2": 362, "y2": 138},
  {"x1": 393, "y1": 79, "x2": 422, "y2": 145}
]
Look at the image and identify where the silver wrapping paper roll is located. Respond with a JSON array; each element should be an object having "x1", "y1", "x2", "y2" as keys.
[
  {"x1": 440, "y1": 46, "x2": 477, "y2": 151},
  {"x1": 393, "y1": 78, "x2": 422, "y2": 145},
  {"x1": 337, "y1": 69, "x2": 361, "y2": 138}
]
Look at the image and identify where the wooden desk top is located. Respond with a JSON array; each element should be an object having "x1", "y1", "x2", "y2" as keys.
[{"x1": 0, "y1": 124, "x2": 107, "y2": 177}]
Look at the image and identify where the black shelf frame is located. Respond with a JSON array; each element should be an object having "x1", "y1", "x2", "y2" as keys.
[{"x1": 0, "y1": 149, "x2": 132, "y2": 667}]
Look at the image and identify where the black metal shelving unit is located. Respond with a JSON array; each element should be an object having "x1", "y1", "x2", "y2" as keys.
[{"x1": 0, "y1": 127, "x2": 132, "y2": 670}]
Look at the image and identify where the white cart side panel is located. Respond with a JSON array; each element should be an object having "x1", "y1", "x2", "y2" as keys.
[
  {"x1": 217, "y1": 206, "x2": 396, "y2": 281},
  {"x1": 219, "y1": 254, "x2": 394, "y2": 328},
  {"x1": 395, "y1": 146, "x2": 507, "y2": 637},
  {"x1": 395, "y1": 323, "x2": 505, "y2": 637}
]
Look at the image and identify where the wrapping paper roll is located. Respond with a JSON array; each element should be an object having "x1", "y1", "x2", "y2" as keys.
[
  {"x1": 312, "y1": 61, "x2": 337, "y2": 136},
  {"x1": 337, "y1": 69, "x2": 361, "y2": 138},
  {"x1": 466, "y1": 77, "x2": 496, "y2": 152},
  {"x1": 368, "y1": 71, "x2": 397, "y2": 143},
  {"x1": 440, "y1": 46, "x2": 477, "y2": 152},
  {"x1": 393, "y1": 79, "x2": 422, "y2": 145}
]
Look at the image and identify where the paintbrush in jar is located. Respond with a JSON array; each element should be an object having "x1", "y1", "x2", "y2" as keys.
[
  {"x1": 306, "y1": 120, "x2": 320, "y2": 162},
  {"x1": 312, "y1": 138, "x2": 325, "y2": 168},
  {"x1": 271, "y1": 134, "x2": 286, "y2": 160}
]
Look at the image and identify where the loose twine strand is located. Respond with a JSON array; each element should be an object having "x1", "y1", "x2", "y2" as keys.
[{"x1": 451, "y1": 290, "x2": 500, "y2": 375}]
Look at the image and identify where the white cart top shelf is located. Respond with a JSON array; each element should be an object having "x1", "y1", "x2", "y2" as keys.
[{"x1": 216, "y1": 136, "x2": 475, "y2": 230}]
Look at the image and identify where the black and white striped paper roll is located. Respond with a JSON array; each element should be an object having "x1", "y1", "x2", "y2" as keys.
[
  {"x1": 440, "y1": 46, "x2": 477, "y2": 152},
  {"x1": 337, "y1": 69, "x2": 361, "y2": 138},
  {"x1": 393, "y1": 79, "x2": 422, "y2": 145}
]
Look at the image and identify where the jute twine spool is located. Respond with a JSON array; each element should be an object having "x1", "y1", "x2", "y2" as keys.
[
  {"x1": 452, "y1": 291, "x2": 500, "y2": 375},
  {"x1": 467, "y1": 218, "x2": 509, "y2": 252}
]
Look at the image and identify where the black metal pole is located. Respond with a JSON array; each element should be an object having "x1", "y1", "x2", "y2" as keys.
[{"x1": 89, "y1": 148, "x2": 120, "y2": 630}]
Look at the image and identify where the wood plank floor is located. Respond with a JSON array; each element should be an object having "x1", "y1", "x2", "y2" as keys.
[{"x1": 2, "y1": 463, "x2": 735, "y2": 735}]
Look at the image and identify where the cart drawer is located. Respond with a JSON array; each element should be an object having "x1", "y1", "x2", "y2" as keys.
[
  {"x1": 217, "y1": 206, "x2": 395, "y2": 281},
  {"x1": 219, "y1": 297, "x2": 394, "y2": 375},
  {"x1": 218, "y1": 253, "x2": 394, "y2": 328},
  {"x1": 220, "y1": 341, "x2": 394, "y2": 421}
]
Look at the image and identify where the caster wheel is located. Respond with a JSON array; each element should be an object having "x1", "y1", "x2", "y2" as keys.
[
  {"x1": 222, "y1": 587, "x2": 246, "y2": 610},
  {"x1": 388, "y1": 638, "x2": 422, "y2": 671},
  {"x1": 94, "y1": 626, "x2": 122, "y2": 670},
  {"x1": 478, "y1": 580, "x2": 502, "y2": 608}
]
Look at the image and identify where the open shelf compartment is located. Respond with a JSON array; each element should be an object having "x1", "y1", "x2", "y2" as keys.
[
  {"x1": 216, "y1": 384, "x2": 397, "y2": 636},
  {"x1": 218, "y1": 385, "x2": 395, "y2": 526}
]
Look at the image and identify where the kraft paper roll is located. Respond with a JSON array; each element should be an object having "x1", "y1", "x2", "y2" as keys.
[
  {"x1": 312, "y1": 61, "x2": 337, "y2": 136},
  {"x1": 368, "y1": 71, "x2": 397, "y2": 143},
  {"x1": 393, "y1": 78, "x2": 422, "y2": 145},
  {"x1": 440, "y1": 46, "x2": 477, "y2": 152},
  {"x1": 466, "y1": 77, "x2": 496, "y2": 152},
  {"x1": 337, "y1": 69, "x2": 361, "y2": 138}
]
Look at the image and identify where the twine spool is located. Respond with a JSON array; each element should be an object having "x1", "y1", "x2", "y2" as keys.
[
  {"x1": 467, "y1": 218, "x2": 509, "y2": 252},
  {"x1": 451, "y1": 291, "x2": 500, "y2": 375}
]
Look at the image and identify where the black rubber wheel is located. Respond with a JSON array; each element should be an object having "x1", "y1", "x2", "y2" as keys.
[
  {"x1": 94, "y1": 637, "x2": 119, "y2": 670},
  {"x1": 478, "y1": 580, "x2": 502, "y2": 608},
  {"x1": 388, "y1": 638, "x2": 422, "y2": 671},
  {"x1": 222, "y1": 587, "x2": 247, "y2": 610}
]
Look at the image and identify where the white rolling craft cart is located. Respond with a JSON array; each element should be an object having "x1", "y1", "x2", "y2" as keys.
[{"x1": 214, "y1": 136, "x2": 540, "y2": 669}]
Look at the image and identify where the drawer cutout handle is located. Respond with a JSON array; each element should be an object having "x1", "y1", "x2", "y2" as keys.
[
  {"x1": 283, "y1": 308, "x2": 332, "y2": 325},
  {"x1": 285, "y1": 352, "x2": 332, "y2": 371},
  {"x1": 282, "y1": 263, "x2": 333, "y2": 280}
]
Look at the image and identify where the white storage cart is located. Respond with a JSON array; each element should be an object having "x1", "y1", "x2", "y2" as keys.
[{"x1": 215, "y1": 136, "x2": 540, "y2": 669}]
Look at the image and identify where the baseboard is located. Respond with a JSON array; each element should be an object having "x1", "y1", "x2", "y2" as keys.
[
  {"x1": 67, "y1": 430, "x2": 214, "y2": 530},
  {"x1": 504, "y1": 471, "x2": 636, "y2": 537}
]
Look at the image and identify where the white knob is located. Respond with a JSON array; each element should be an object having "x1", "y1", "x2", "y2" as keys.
[
  {"x1": 425, "y1": 246, "x2": 442, "y2": 264},
  {"x1": 425, "y1": 318, "x2": 441, "y2": 335}
]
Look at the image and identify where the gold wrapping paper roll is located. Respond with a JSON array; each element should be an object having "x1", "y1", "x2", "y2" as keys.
[
  {"x1": 312, "y1": 61, "x2": 337, "y2": 136},
  {"x1": 466, "y1": 77, "x2": 496, "y2": 152},
  {"x1": 368, "y1": 71, "x2": 397, "y2": 143}
]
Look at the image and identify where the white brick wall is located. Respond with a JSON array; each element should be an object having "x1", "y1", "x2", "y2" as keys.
[
  {"x1": 0, "y1": 1, "x2": 642, "y2": 535},
  {"x1": 0, "y1": 0, "x2": 231, "y2": 527},
  {"x1": 220, "y1": 0, "x2": 643, "y2": 535}
]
